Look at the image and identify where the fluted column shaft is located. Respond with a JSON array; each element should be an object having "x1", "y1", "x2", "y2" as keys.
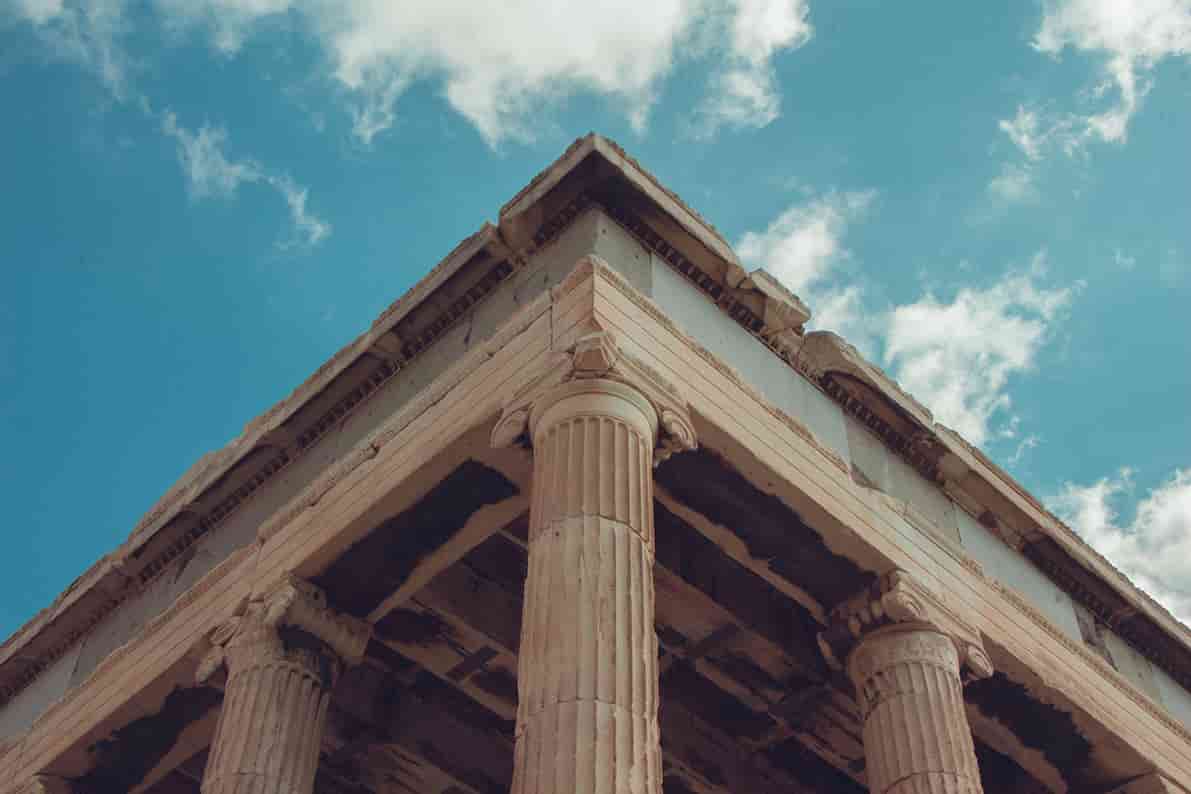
[
  {"x1": 848, "y1": 627, "x2": 984, "y2": 794},
  {"x1": 511, "y1": 378, "x2": 661, "y2": 794},
  {"x1": 197, "y1": 578, "x2": 369, "y2": 794},
  {"x1": 201, "y1": 622, "x2": 335, "y2": 794}
]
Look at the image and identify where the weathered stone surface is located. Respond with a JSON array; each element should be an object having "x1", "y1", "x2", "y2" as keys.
[
  {"x1": 196, "y1": 578, "x2": 370, "y2": 794},
  {"x1": 822, "y1": 573, "x2": 991, "y2": 794},
  {"x1": 495, "y1": 329, "x2": 696, "y2": 794},
  {"x1": 851, "y1": 628, "x2": 983, "y2": 794}
]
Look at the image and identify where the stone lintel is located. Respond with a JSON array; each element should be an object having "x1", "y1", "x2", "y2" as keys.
[
  {"x1": 818, "y1": 570, "x2": 993, "y2": 683},
  {"x1": 741, "y1": 269, "x2": 812, "y2": 336}
]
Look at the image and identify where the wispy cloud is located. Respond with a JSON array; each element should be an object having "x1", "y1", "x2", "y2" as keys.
[
  {"x1": 741, "y1": 194, "x2": 1078, "y2": 449},
  {"x1": 8, "y1": 0, "x2": 131, "y2": 99},
  {"x1": 7, "y1": 2, "x2": 329, "y2": 247},
  {"x1": 737, "y1": 189, "x2": 876, "y2": 348},
  {"x1": 1053, "y1": 467, "x2": 1191, "y2": 624},
  {"x1": 994, "y1": 0, "x2": 1191, "y2": 188},
  {"x1": 1008, "y1": 433, "x2": 1040, "y2": 467},
  {"x1": 694, "y1": 0, "x2": 812, "y2": 136},
  {"x1": 11, "y1": 0, "x2": 816, "y2": 146},
  {"x1": 988, "y1": 161, "x2": 1039, "y2": 204},
  {"x1": 161, "y1": 111, "x2": 330, "y2": 247},
  {"x1": 134, "y1": 0, "x2": 815, "y2": 146},
  {"x1": 883, "y1": 254, "x2": 1077, "y2": 447}
]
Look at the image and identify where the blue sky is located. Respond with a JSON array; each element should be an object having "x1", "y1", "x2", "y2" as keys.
[{"x1": 1, "y1": 0, "x2": 1189, "y2": 638}]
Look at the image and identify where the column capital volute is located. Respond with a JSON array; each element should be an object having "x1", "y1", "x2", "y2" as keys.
[
  {"x1": 491, "y1": 330, "x2": 697, "y2": 466},
  {"x1": 196, "y1": 574, "x2": 372, "y2": 685},
  {"x1": 817, "y1": 570, "x2": 993, "y2": 683}
]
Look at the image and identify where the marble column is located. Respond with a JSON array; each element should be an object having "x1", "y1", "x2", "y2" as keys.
[
  {"x1": 492, "y1": 332, "x2": 695, "y2": 794},
  {"x1": 819, "y1": 571, "x2": 993, "y2": 794},
  {"x1": 196, "y1": 577, "x2": 371, "y2": 794}
]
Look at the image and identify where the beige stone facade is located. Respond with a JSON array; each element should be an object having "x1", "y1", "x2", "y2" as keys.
[{"x1": 1, "y1": 135, "x2": 1189, "y2": 794}]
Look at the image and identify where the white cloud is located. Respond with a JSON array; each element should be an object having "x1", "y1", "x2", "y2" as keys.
[
  {"x1": 883, "y1": 255, "x2": 1076, "y2": 446},
  {"x1": 138, "y1": 0, "x2": 813, "y2": 145},
  {"x1": 161, "y1": 111, "x2": 331, "y2": 247},
  {"x1": 697, "y1": 0, "x2": 812, "y2": 135},
  {"x1": 1008, "y1": 433, "x2": 1040, "y2": 466},
  {"x1": 273, "y1": 174, "x2": 331, "y2": 247},
  {"x1": 999, "y1": 0, "x2": 1191, "y2": 165},
  {"x1": 738, "y1": 189, "x2": 873, "y2": 293},
  {"x1": 1114, "y1": 248, "x2": 1137, "y2": 270},
  {"x1": 739, "y1": 198, "x2": 1079, "y2": 451},
  {"x1": 7, "y1": 5, "x2": 329, "y2": 248},
  {"x1": 999, "y1": 106, "x2": 1047, "y2": 161},
  {"x1": 8, "y1": 0, "x2": 65, "y2": 24},
  {"x1": 11, "y1": 0, "x2": 814, "y2": 145},
  {"x1": 1053, "y1": 467, "x2": 1191, "y2": 624},
  {"x1": 1035, "y1": 0, "x2": 1191, "y2": 74},
  {"x1": 7, "y1": 0, "x2": 131, "y2": 98},
  {"x1": 736, "y1": 189, "x2": 875, "y2": 346},
  {"x1": 153, "y1": 0, "x2": 293, "y2": 54},
  {"x1": 988, "y1": 161, "x2": 1038, "y2": 203},
  {"x1": 162, "y1": 112, "x2": 261, "y2": 198}
]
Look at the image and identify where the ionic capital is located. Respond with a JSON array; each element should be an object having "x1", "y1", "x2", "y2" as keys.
[
  {"x1": 196, "y1": 575, "x2": 371, "y2": 685},
  {"x1": 817, "y1": 570, "x2": 993, "y2": 683},
  {"x1": 491, "y1": 330, "x2": 696, "y2": 465}
]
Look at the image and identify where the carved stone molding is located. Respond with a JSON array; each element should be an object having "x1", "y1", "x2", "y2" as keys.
[
  {"x1": 491, "y1": 327, "x2": 697, "y2": 467},
  {"x1": 820, "y1": 572, "x2": 991, "y2": 794},
  {"x1": 818, "y1": 570, "x2": 993, "y2": 684},
  {"x1": 196, "y1": 574, "x2": 371, "y2": 688}
]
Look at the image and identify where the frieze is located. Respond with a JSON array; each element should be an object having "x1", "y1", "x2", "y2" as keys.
[
  {"x1": 14, "y1": 545, "x2": 255, "y2": 758},
  {"x1": 585, "y1": 257, "x2": 850, "y2": 475},
  {"x1": 990, "y1": 580, "x2": 1191, "y2": 747}
]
